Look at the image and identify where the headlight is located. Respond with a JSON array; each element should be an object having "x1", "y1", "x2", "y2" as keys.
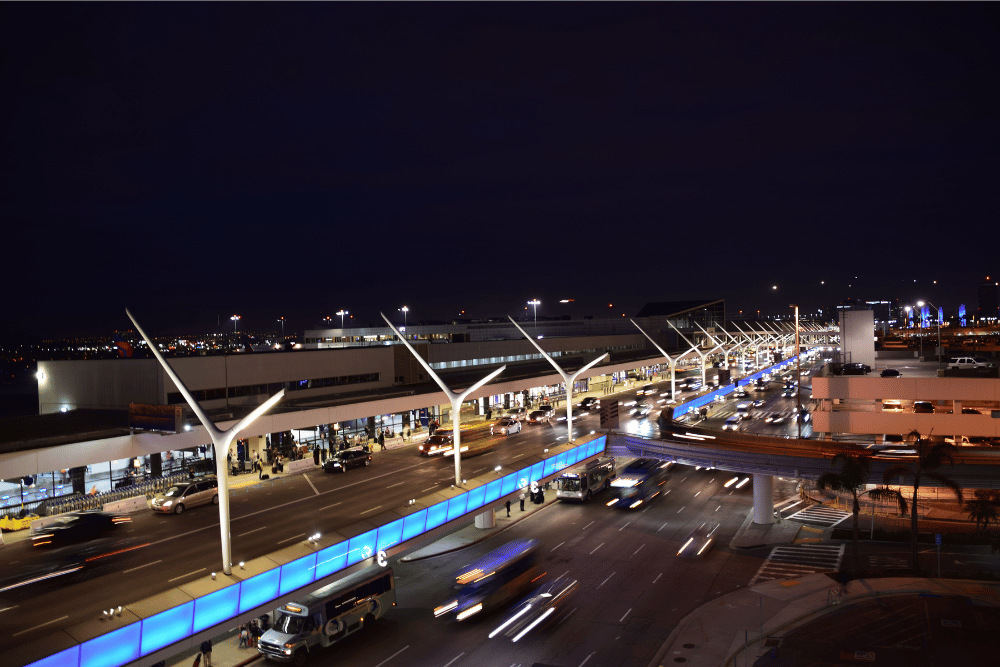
[{"x1": 162, "y1": 500, "x2": 173, "y2": 507}]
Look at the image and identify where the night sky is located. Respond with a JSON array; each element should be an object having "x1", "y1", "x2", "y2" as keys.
[{"x1": 3, "y1": 4, "x2": 998, "y2": 339}]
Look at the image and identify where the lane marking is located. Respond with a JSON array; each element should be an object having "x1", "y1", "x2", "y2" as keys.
[
  {"x1": 715, "y1": 505, "x2": 722, "y2": 512},
  {"x1": 169, "y1": 568, "x2": 206, "y2": 583},
  {"x1": 374, "y1": 645, "x2": 409, "y2": 667},
  {"x1": 237, "y1": 527, "x2": 267, "y2": 538},
  {"x1": 579, "y1": 651, "x2": 596, "y2": 667},
  {"x1": 558, "y1": 606, "x2": 578, "y2": 625},
  {"x1": 386, "y1": 481, "x2": 406, "y2": 489},
  {"x1": 319, "y1": 502, "x2": 342, "y2": 511},
  {"x1": 123, "y1": 560, "x2": 162, "y2": 574},
  {"x1": 583, "y1": 521, "x2": 594, "y2": 530},
  {"x1": 441, "y1": 652, "x2": 465, "y2": 667},
  {"x1": 619, "y1": 607, "x2": 632, "y2": 623},
  {"x1": 304, "y1": 474, "x2": 320, "y2": 496},
  {"x1": 694, "y1": 491, "x2": 701, "y2": 497},
  {"x1": 278, "y1": 533, "x2": 306, "y2": 545},
  {"x1": 0, "y1": 605, "x2": 19, "y2": 614},
  {"x1": 589, "y1": 542, "x2": 605, "y2": 555},
  {"x1": 421, "y1": 486, "x2": 438, "y2": 493},
  {"x1": 631, "y1": 544, "x2": 645, "y2": 558},
  {"x1": 13, "y1": 615, "x2": 69, "y2": 638},
  {"x1": 550, "y1": 542, "x2": 565, "y2": 552},
  {"x1": 361, "y1": 505, "x2": 384, "y2": 515},
  {"x1": 555, "y1": 570, "x2": 570, "y2": 582},
  {"x1": 597, "y1": 572, "x2": 615, "y2": 589},
  {"x1": 619, "y1": 521, "x2": 631, "y2": 532},
  {"x1": 653, "y1": 572, "x2": 662, "y2": 584},
  {"x1": 677, "y1": 506, "x2": 685, "y2": 513},
  {"x1": 657, "y1": 522, "x2": 668, "y2": 532}
]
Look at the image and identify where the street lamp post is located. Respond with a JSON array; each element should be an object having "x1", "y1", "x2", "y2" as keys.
[
  {"x1": 790, "y1": 304, "x2": 801, "y2": 439},
  {"x1": 231, "y1": 315, "x2": 241, "y2": 333},
  {"x1": 277, "y1": 316, "x2": 285, "y2": 338},
  {"x1": 917, "y1": 300, "x2": 942, "y2": 370},
  {"x1": 337, "y1": 309, "x2": 348, "y2": 328},
  {"x1": 400, "y1": 306, "x2": 409, "y2": 329},
  {"x1": 528, "y1": 299, "x2": 540, "y2": 326}
]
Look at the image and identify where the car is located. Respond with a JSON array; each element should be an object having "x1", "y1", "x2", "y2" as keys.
[
  {"x1": 30, "y1": 510, "x2": 131, "y2": 548},
  {"x1": 948, "y1": 356, "x2": 993, "y2": 370},
  {"x1": 526, "y1": 410, "x2": 550, "y2": 424},
  {"x1": 505, "y1": 407, "x2": 527, "y2": 421},
  {"x1": 631, "y1": 404, "x2": 653, "y2": 419},
  {"x1": 883, "y1": 400, "x2": 903, "y2": 412},
  {"x1": 638, "y1": 384, "x2": 655, "y2": 396},
  {"x1": 839, "y1": 363, "x2": 872, "y2": 375},
  {"x1": 751, "y1": 399, "x2": 765, "y2": 408},
  {"x1": 764, "y1": 413, "x2": 785, "y2": 425},
  {"x1": 491, "y1": 417, "x2": 522, "y2": 436},
  {"x1": 151, "y1": 476, "x2": 219, "y2": 514},
  {"x1": 782, "y1": 389, "x2": 795, "y2": 398},
  {"x1": 418, "y1": 433, "x2": 455, "y2": 456},
  {"x1": 677, "y1": 521, "x2": 720, "y2": 558},
  {"x1": 579, "y1": 397, "x2": 600, "y2": 410},
  {"x1": 733, "y1": 390, "x2": 749, "y2": 399},
  {"x1": 913, "y1": 401, "x2": 934, "y2": 414},
  {"x1": 722, "y1": 416, "x2": 741, "y2": 431},
  {"x1": 537, "y1": 404, "x2": 555, "y2": 418},
  {"x1": 880, "y1": 368, "x2": 901, "y2": 378},
  {"x1": 323, "y1": 448, "x2": 372, "y2": 471}
]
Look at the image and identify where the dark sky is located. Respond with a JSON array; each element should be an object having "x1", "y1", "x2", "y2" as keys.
[{"x1": 2, "y1": 4, "x2": 998, "y2": 339}]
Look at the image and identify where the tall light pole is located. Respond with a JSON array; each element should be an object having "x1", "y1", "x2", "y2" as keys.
[
  {"x1": 528, "y1": 299, "x2": 540, "y2": 326},
  {"x1": 400, "y1": 306, "x2": 409, "y2": 329},
  {"x1": 277, "y1": 316, "x2": 285, "y2": 339},
  {"x1": 917, "y1": 300, "x2": 942, "y2": 370},
  {"x1": 337, "y1": 309, "x2": 348, "y2": 328},
  {"x1": 230, "y1": 314, "x2": 241, "y2": 333},
  {"x1": 790, "y1": 304, "x2": 802, "y2": 439},
  {"x1": 128, "y1": 309, "x2": 284, "y2": 576}
]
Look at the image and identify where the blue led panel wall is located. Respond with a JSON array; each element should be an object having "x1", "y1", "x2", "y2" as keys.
[
  {"x1": 500, "y1": 472, "x2": 518, "y2": 497},
  {"x1": 483, "y1": 479, "x2": 502, "y2": 504},
  {"x1": 347, "y1": 529, "x2": 378, "y2": 566},
  {"x1": 81, "y1": 623, "x2": 141, "y2": 667},
  {"x1": 553, "y1": 451, "x2": 568, "y2": 472},
  {"x1": 401, "y1": 510, "x2": 427, "y2": 542},
  {"x1": 465, "y1": 484, "x2": 486, "y2": 512},
  {"x1": 27, "y1": 646, "x2": 79, "y2": 667},
  {"x1": 193, "y1": 584, "x2": 240, "y2": 633},
  {"x1": 279, "y1": 553, "x2": 318, "y2": 596},
  {"x1": 140, "y1": 601, "x2": 194, "y2": 656},
  {"x1": 425, "y1": 500, "x2": 448, "y2": 531},
  {"x1": 447, "y1": 493, "x2": 468, "y2": 522},
  {"x1": 377, "y1": 519, "x2": 403, "y2": 552},
  {"x1": 528, "y1": 462, "x2": 544, "y2": 484},
  {"x1": 239, "y1": 569, "x2": 281, "y2": 613},
  {"x1": 315, "y1": 541, "x2": 348, "y2": 579}
]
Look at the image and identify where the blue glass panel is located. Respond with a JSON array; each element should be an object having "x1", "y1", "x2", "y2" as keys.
[
  {"x1": 347, "y1": 529, "x2": 378, "y2": 566},
  {"x1": 554, "y1": 451, "x2": 568, "y2": 472},
  {"x1": 585, "y1": 439, "x2": 598, "y2": 458},
  {"x1": 500, "y1": 473, "x2": 517, "y2": 497},
  {"x1": 26, "y1": 646, "x2": 79, "y2": 667},
  {"x1": 528, "y1": 461, "x2": 544, "y2": 484},
  {"x1": 544, "y1": 456, "x2": 558, "y2": 477},
  {"x1": 401, "y1": 510, "x2": 427, "y2": 542},
  {"x1": 447, "y1": 493, "x2": 468, "y2": 522},
  {"x1": 516, "y1": 466, "x2": 532, "y2": 489},
  {"x1": 483, "y1": 479, "x2": 502, "y2": 504},
  {"x1": 140, "y1": 601, "x2": 194, "y2": 655},
  {"x1": 279, "y1": 552, "x2": 317, "y2": 596},
  {"x1": 377, "y1": 519, "x2": 404, "y2": 552},
  {"x1": 239, "y1": 568, "x2": 281, "y2": 613},
  {"x1": 595, "y1": 435, "x2": 607, "y2": 454},
  {"x1": 465, "y1": 485, "x2": 486, "y2": 512},
  {"x1": 315, "y1": 541, "x2": 348, "y2": 579},
  {"x1": 568, "y1": 445, "x2": 583, "y2": 465},
  {"x1": 193, "y1": 584, "x2": 240, "y2": 633},
  {"x1": 81, "y1": 622, "x2": 141, "y2": 667},
  {"x1": 425, "y1": 500, "x2": 448, "y2": 531}
]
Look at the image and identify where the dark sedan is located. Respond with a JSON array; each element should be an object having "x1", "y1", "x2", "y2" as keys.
[
  {"x1": 322, "y1": 448, "x2": 372, "y2": 473},
  {"x1": 30, "y1": 511, "x2": 131, "y2": 549},
  {"x1": 880, "y1": 368, "x2": 901, "y2": 378}
]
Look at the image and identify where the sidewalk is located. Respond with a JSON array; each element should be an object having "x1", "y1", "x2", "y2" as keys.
[{"x1": 163, "y1": 628, "x2": 261, "y2": 667}]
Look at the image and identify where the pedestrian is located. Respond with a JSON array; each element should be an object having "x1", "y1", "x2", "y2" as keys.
[
  {"x1": 505, "y1": 500, "x2": 511, "y2": 517},
  {"x1": 378, "y1": 431, "x2": 386, "y2": 451},
  {"x1": 200, "y1": 638, "x2": 213, "y2": 666},
  {"x1": 519, "y1": 493, "x2": 526, "y2": 512},
  {"x1": 238, "y1": 623, "x2": 249, "y2": 648},
  {"x1": 405, "y1": 427, "x2": 410, "y2": 442}
]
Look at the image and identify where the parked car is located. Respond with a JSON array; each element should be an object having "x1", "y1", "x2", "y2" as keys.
[
  {"x1": 527, "y1": 410, "x2": 550, "y2": 424},
  {"x1": 30, "y1": 510, "x2": 131, "y2": 548},
  {"x1": 151, "y1": 476, "x2": 219, "y2": 514},
  {"x1": 883, "y1": 400, "x2": 903, "y2": 412},
  {"x1": 948, "y1": 357, "x2": 993, "y2": 370},
  {"x1": 839, "y1": 363, "x2": 872, "y2": 375},
  {"x1": 880, "y1": 368, "x2": 901, "y2": 378},
  {"x1": 913, "y1": 401, "x2": 934, "y2": 414},
  {"x1": 323, "y1": 448, "x2": 372, "y2": 472},
  {"x1": 491, "y1": 417, "x2": 522, "y2": 436}
]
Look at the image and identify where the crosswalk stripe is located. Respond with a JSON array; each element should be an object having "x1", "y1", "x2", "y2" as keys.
[{"x1": 749, "y1": 544, "x2": 845, "y2": 586}]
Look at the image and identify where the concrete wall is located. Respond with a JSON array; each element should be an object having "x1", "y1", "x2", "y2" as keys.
[{"x1": 839, "y1": 310, "x2": 875, "y2": 367}]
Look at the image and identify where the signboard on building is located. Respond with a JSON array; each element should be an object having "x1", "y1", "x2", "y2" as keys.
[{"x1": 129, "y1": 403, "x2": 183, "y2": 433}]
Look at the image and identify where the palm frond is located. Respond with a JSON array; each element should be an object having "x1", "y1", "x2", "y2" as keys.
[{"x1": 925, "y1": 472, "x2": 964, "y2": 506}]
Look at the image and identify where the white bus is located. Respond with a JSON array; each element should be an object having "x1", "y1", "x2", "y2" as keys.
[
  {"x1": 556, "y1": 457, "x2": 616, "y2": 501},
  {"x1": 258, "y1": 567, "x2": 396, "y2": 665}
]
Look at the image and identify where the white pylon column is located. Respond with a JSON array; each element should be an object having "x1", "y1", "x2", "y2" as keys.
[
  {"x1": 630, "y1": 319, "x2": 697, "y2": 401},
  {"x1": 127, "y1": 309, "x2": 285, "y2": 576},
  {"x1": 381, "y1": 313, "x2": 505, "y2": 486},
  {"x1": 508, "y1": 316, "x2": 607, "y2": 444},
  {"x1": 667, "y1": 321, "x2": 723, "y2": 387},
  {"x1": 475, "y1": 508, "x2": 496, "y2": 529},
  {"x1": 752, "y1": 473, "x2": 775, "y2": 525}
]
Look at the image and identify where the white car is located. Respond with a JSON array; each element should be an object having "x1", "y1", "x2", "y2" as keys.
[
  {"x1": 491, "y1": 417, "x2": 522, "y2": 436},
  {"x1": 722, "y1": 416, "x2": 741, "y2": 431}
]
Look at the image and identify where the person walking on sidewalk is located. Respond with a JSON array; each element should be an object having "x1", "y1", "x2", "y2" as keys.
[
  {"x1": 200, "y1": 638, "x2": 213, "y2": 666},
  {"x1": 519, "y1": 493, "x2": 526, "y2": 512},
  {"x1": 378, "y1": 430, "x2": 386, "y2": 451},
  {"x1": 505, "y1": 500, "x2": 511, "y2": 517}
]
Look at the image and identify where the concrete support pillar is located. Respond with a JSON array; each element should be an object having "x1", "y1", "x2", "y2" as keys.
[
  {"x1": 475, "y1": 507, "x2": 496, "y2": 529},
  {"x1": 752, "y1": 473, "x2": 775, "y2": 525}
]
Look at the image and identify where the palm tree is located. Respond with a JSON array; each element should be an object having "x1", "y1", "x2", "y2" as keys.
[
  {"x1": 817, "y1": 452, "x2": 871, "y2": 573},
  {"x1": 869, "y1": 430, "x2": 964, "y2": 574},
  {"x1": 964, "y1": 489, "x2": 1000, "y2": 532}
]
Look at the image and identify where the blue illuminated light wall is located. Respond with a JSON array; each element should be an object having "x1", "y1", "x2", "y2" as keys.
[
  {"x1": 671, "y1": 353, "x2": 810, "y2": 416},
  {"x1": 28, "y1": 436, "x2": 607, "y2": 667}
]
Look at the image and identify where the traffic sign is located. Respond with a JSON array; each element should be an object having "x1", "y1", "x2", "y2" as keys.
[{"x1": 935, "y1": 533, "x2": 942, "y2": 546}]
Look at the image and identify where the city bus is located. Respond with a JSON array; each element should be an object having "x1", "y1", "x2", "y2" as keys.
[
  {"x1": 556, "y1": 457, "x2": 616, "y2": 501},
  {"x1": 257, "y1": 567, "x2": 396, "y2": 665},
  {"x1": 606, "y1": 458, "x2": 671, "y2": 509},
  {"x1": 434, "y1": 538, "x2": 542, "y2": 622}
]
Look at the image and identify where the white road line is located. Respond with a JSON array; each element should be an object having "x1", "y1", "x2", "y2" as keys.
[
  {"x1": 386, "y1": 481, "x2": 405, "y2": 488},
  {"x1": 0, "y1": 605, "x2": 18, "y2": 614},
  {"x1": 579, "y1": 651, "x2": 596, "y2": 666},
  {"x1": 512, "y1": 453, "x2": 527, "y2": 459},
  {"x1": 304, "y1": 474, "x2": 320, "y2": 496},
  {"x1": 619, "y1": 521, "x2": 631, "y2": 532},
  {"x1": 278, "y1": 533, "x2": 306, "y2": 544},
  {"x1": 677, "y1": 506, "x2": 685, "y2": 513},
  {"x1": 657, "y1": 521, "x2": 668, "y2": 532},
  {"x1": 619, "y1": 607, "x2": 632, "y2": 623},
  {"x1": 554, "y1": 570, "x2": 570, "y2": 582},
  {"x1": 597, "y1": 572, "x2": 615, "y2": 589},
  {"x1": 694, "y1": 491, "x2": 701, "y2": 497},
  {"x1": 319, "y1": 502, "x2": 342, "y2": 511},
  {"x1": 558, "y1": 606, "x2": 578, "y2": 625},
  {"x1": 652, "y1": 572, "x2": 662, "y2": 584},
  {"x1": 715, "y1": 505, "x2": 722, "y2": 511},
  {"x1": 123, "y1": 560, "x2": 162, "y2": 574},
  {"x1": 374, "y1": 645, "x2": 409, "y2": 667},
  {"x1": 583, "y1": 521, "x2": 594, "y2": 530},
  {"x1": 589, "y1": 542, "x2": 605, "y2": 555},
  {"x1": 360, "y1": 505, "x2": 383, "y2": 515},
  {"x1": 550, "y1": 541, "x2": 565, "y2": 552},
  {"x1": 421, "y1": 486, "x2": 438, "y2": 493},
  {"x1": 13, "y1": 615, "x2": 68, "y2": 638},
  {"x1": 169, "y1": 568, "x2": 206, "y2": 583},
  {"x1": 441, "y1": 652, "x2": 465, "y2": 667},
  {"x1": 237, "y1": 527, "x2": 267, "y2": 537},
  {"x1": 631, "y1": 544, "x2": 645, "y2": 558}
]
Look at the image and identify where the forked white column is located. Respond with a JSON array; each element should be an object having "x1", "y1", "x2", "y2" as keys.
[
  {"x1": 507, "y1": 317, "x2": 607, "y2": 444},
  {"x1": 381, "y1": 313, "x2": 505, "y2": 486},
  {"x1": 668, "y1": 321, "x2": 723, "y2": 387},
  {"x1": 630, "y1": 319, "x2": 697, "y2": 400},
  {"x1": 127, "y1": 309, "x2": 284, "y2": 576}
]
